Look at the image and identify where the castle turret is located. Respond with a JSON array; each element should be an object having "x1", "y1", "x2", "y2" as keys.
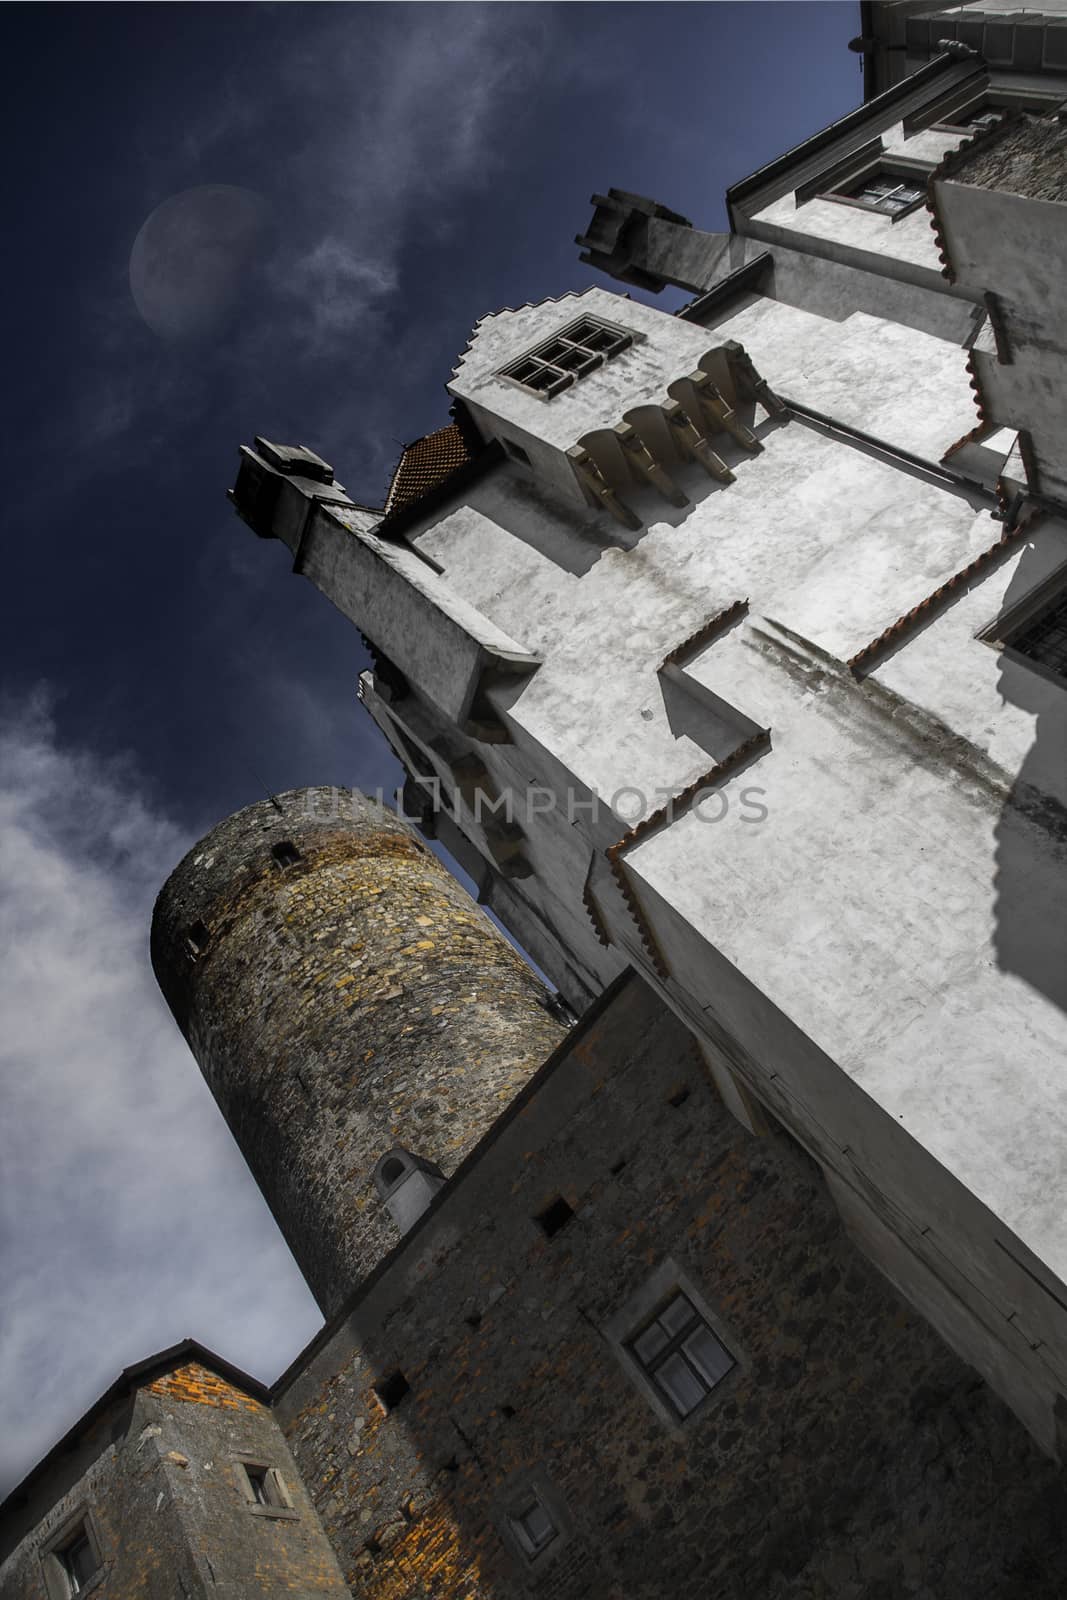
[{"x1": 151, "y1": 787, "x2": 564, "y2": 1317}]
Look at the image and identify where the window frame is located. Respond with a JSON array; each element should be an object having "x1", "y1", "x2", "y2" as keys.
[
  {"x1": 495, "y1": 1468, "x2": 570, "y2": 1574},
  {"x1": 626, "y1": 1289, "x2": 736, "y2": 1421},
  {"x1": 233, "y1": 1454, "x2": 299, "y2": 1521},
  {"x1": 906, "y1": 84, "x2": 1062, "y2": 137},
  {"x1": 40, "y1": 1511, "x2": 104, "y2": 1600},
  {"x1": 977, "y1": 560, "x2": 1067, "y2": 692},
  {"x1": 509, "y1": 1492, "x2": 559, "y2": 1560},
  {"x1": 497, "y1": 314, "x2": 637, "y2": 401},
  {"x1": 819, "y1": 156, "x2": 933, "y2": 221},
  {"x1": 602, "y1": 1258, "x2": 742, "y2": 1432}
]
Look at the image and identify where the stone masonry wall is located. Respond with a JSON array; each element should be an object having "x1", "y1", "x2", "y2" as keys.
[
  {"x1": 276, "y1": 975, "x2": 1067, "y2": 1600},
  {"x1": 0, "y1": 1362, "x2": 348, "y2": 1598},
  {"x1": 151, "y1": 788, "x2": 564, "y2": 1318},
  {"x1": 954, "y1": 115, "x2": 1067, "y2": 204}
]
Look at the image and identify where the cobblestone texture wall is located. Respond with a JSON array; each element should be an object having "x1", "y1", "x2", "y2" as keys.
[
  {"x1": 955, "y1": 115, "x2": 1067, "y2": 204},
  {"x1": 151, "y1": 787, "x2": 564, "y2": 1317},
  {"x1": 0, "y1": 1362, "x2": 347, "y2": 1598},
  {"x1": 276, "y1": 976, "x2": 1067, "y2": 1600}
]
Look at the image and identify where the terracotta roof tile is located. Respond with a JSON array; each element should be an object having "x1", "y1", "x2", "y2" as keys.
[{"x1": 384, "y1": 423, "x2": 476, "y2": 516}]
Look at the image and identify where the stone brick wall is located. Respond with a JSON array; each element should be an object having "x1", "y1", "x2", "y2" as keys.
[
  {"x1": 151, "y1": 787, "x2": 564, "y2": 1317},
  {"x1": 0, "y1": 1361, "x2": 348, "y2": 1598},
  {"x1": 953, "y1": 115, "x2": 1067, "y2": 204},
  {"x1": 276, "y1": 975, "x2": 1067, "y2": 1600}
]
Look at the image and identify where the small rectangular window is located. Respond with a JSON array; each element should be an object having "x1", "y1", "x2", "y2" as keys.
[
  {"x1": 374, "y1": 1370, "x2": 411, "y2": 1413},
  {"x1": 627, "y1": 1291, "x2": 735, "y2": 1419},
  {"x1": 823, "y1": 162, "x2": 931, "y2": 218},
  {"x1": 185, "y1": 920, "x2": 210, "y2": 960},
  {"x1": 235, "y1": 1458, "x2": 297, "y2": 1517},
  {"x1": 59, "y1": 1532, "x2": 99, "y2": 1595},
  {"x1": 270, "y1": 840, "x2": 301, "y2": 870},
  {"x1": 244, "y1": 1465, "x2": 274, "y2": 1506},
  {"x1": 1006, "y1": 590, "x2": 1067, "y2": 683},
  {"x1": 42, "y1": 1517, "x2": 102, "y2": 1599},
  {"x1": 499, "y1": 315, "x2": 633, "y2": 399},
  {"x1": 535, "y1": 1196, "x2": 574, "y2": 1238},
  {"x1": 510, "y1": 1494, "x2": 559, "y2": 1558},
  {"x1": 840, "y1": 167, "x2": 926, "y2": 214}
]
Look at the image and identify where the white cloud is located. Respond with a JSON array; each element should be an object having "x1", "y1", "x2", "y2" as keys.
[
  {"x1": 0, "y1": 692, "x2": 321, "y2": 1494},
  {"x1": 276, "y1": 234, "x2": 398, "y2": 338}
]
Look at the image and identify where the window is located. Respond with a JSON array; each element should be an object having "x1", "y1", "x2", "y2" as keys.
[
  {"x1": 535, "y1": 1196, "x2": 574, "y2": 1238},
  {"x1": 497, "y1": 1471, "x2": 570, "y2": 1571},
  {"x1": 41, "y1": 1516, "x2": 102, "y2": 1599},
  {"x1": 235, "y1": 1458, "x2": 297, "y2": 1518},
  {"x1": 835, "y1": 166, "x2": 927, "y2": 215},
  {"x1": 373, "y1": 1370, "x2": 411, "y2": 1413},
  {"x1": 499, "y1": 316, "x2": 632, "y2": 398},
  {"x1": 979, "y1": 563, "x2": 1067, "y2": 689},
  {"x1": 244, "y1": 1465, "x2": 274, "y2": 1506},
  {"x1": 947, "y1": 106, "x2": 1008, "y2": 134},
  {"x1": 1006, "y1": 589, "x2": 1067, "y2": 683},
  {"x1": 270, "y1": 840, "x2": 301, "y2": 870},
  {"x1": 185, "y1": 920, "x2": 210, "y2": 960},
  {"x1": 509, "y1": 1493, "x2": 559, "y2": 1559},
  {"x1": 57, "y1": 1529, "x2": 99, "y2": 1595},
  {"x1": 627, "y1": 1290, "x2": 735, "y2": 1420}
]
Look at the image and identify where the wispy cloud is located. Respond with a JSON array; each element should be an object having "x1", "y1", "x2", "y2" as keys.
[
  {"x1": 0, "y1": 692, "x2": 321, "y2": 1493},
  {"x1": 78, "y1": 8, "x2": 554, "y2": 433}
]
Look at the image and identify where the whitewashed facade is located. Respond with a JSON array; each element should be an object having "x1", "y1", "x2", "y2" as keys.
[{"x1": 231, "y1": 6, "x2": 1067, "y2": 1457}]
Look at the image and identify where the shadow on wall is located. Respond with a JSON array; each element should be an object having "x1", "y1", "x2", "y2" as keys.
[
  {"x1": 277, "y1": 981, "x2": 1067, "y2": 1600},
  {"x1": 993, "y1": 536, "x2": 1067, "y2": 1016}
]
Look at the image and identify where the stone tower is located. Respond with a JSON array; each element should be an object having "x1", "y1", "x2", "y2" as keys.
[{"x1": 151, "y1": 787, "x2": 564, "y2": 1317}]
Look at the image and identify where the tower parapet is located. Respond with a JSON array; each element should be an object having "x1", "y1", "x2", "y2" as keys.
[{"x1": 151, "y1": 787, "x2": 564, "y2": 1316}]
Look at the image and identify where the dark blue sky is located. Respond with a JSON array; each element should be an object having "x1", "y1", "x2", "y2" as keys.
[
  {"x1": 3, "y1": 1, "x2": 861, "y2": 833},
  {"x1": 0, "y1": 3, "x2": 861, "y2": 1492}
]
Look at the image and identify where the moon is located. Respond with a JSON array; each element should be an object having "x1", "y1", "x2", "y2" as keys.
[{"x1": 129, "y1": 185, "x2": 271, "y2": 341}]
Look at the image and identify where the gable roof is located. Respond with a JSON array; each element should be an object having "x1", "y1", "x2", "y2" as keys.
[
  {"x1": 383, "y1": 421, "x2": 477, "y2": 517},
  {"x1": 0, "y1": 1339, "x2": 268, "y2": 1522}
]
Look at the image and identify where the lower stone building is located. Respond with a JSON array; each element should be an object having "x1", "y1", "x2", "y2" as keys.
[
  {"x1": 0, "y1": 1344, "x2": 348, "y2": 1598},
  {"x1": 5, "y1": 971, "x2": 1067, "y2": 1598}
]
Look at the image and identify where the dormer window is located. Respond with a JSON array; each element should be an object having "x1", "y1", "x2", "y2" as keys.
[
  {"x1": 499, "y1": 316, "x2": 633, "y2": 399},
  {"x1": 830, "y1": 164, "x2": 928, "y2": 217}
]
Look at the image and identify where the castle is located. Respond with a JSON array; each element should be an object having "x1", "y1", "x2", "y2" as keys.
[{"x1": 6, "y1": 5, "x2": 1067, "y2": 1595}]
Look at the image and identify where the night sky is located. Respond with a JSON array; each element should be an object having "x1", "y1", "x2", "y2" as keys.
[{"x1": 0, "y1": 3, "x2": 861, "y2": 1492}]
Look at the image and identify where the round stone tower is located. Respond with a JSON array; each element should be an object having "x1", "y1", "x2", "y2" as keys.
[{"x1": 151, "y1": 786, "x2": 564, "y2": 1317}]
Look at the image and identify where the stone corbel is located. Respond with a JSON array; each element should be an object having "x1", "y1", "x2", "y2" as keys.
[
  {"x1": 722, "y1": 341, "x2": 788, "y2": 418},
  {"x1": 660, "y1": 398, "x2": 735, "y2": 483},
  {"x1": 566, "y1": 444, "x2": 642, "y2": 530},
  {"x1": 686, "y1": 369, "x2": 762, "y2": 453},
  {"x1": 612, "y1": 421, "x2": 689, "y2": 507}
]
